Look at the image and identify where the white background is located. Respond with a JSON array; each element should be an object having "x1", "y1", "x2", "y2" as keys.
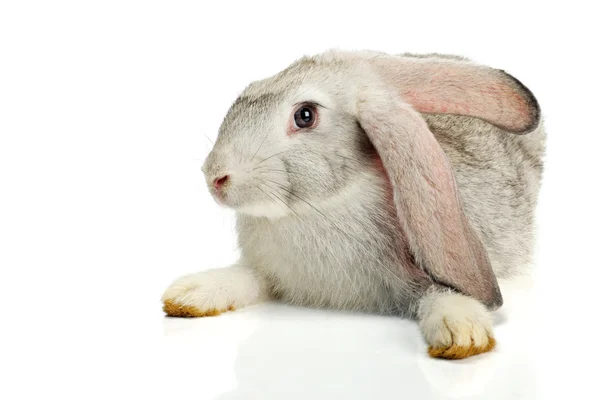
[{"x1": 1, "y1": 1, "x2": 599, "y2": 399}]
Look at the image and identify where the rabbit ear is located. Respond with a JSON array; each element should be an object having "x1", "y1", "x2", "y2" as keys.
[
  {"x1": 370, "y1": 55, "x2": 540, "y2": 134},
  {"x1": 356, "y1": 88, "x2": 503, "y2": 309}
]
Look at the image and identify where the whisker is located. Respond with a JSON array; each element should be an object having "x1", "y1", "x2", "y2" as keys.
[
  {"x1": 256, "y1": 168, "x2": 317, "y2": 181},
  {"x1": 258, "y1": 180, "x2": 304, "y2": 221},
  {"x1": 255, "y1": 149, "x2": 297, "y2": 165},
  {"x1": 256, "y1": 186, "x2": 288, "y2": 216},
  {"x1": 254, "y1": 146, "x2": 362, "y2": 177},
  {"x1": 262, "y1": 179, "x2": 334, "y2": 221},
  {"x1": 249, "y1": 131, "x2": 270, "y2": 163},
  {"x1": 269, "y1": 189, "x2": 303, "y2": 220},
  {"x1": 203, "y1": 134, "x2": 215, "y2": 146}
]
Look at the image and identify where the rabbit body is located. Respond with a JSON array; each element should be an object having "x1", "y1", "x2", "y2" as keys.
[
  {"x1": 237, "y1": 114, "x2": 545, "y2": 318},
  {"x1": 162, "y1": 51, "x2": 545, "y2": 358}
]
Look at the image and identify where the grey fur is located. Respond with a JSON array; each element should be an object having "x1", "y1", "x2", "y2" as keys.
[{"x1": 201, "y1": 50, "x2": 545, "y2": 319}]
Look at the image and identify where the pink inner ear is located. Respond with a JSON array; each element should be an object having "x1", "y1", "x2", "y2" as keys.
[{"x1": 374, "y1": 58, "x2": 538, "y2": 133}]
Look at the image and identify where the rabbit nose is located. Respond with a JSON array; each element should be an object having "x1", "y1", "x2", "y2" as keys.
[{"x1": 213, "y1": 174, "x2": 229, "y2": 190}]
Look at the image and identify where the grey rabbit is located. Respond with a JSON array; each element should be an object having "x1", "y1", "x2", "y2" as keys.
[{"x1": 162, "y1": 50, "x2": 545, "y2": 359}]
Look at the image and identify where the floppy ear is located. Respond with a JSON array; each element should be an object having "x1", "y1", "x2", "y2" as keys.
[
  {"x1": 370, "y1": 55, "x2": 541, "y2": 134},
  {"x1": 356, "y1": 86, "x2": 503, "y2": 309},
  {"x1": 354, "y1": 56, "x2": 540, "y2": 309}
]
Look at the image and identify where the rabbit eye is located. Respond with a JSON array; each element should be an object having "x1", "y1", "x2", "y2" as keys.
[{"x1": 293, "y1": 106, "x2": 316, "y2": 129}]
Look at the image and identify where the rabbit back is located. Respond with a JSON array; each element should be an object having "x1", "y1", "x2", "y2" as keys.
[{"x1": 426, "y1": 113, "x2": 546, "y2": 278}]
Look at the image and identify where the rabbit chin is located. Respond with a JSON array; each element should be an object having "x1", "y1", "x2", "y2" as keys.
[
  {"x1": 209, "y1": 188, "x2": 290, "y2": 219},
  {"x1": 235, "y1": 200, "x2": 291, "y2": 219}
]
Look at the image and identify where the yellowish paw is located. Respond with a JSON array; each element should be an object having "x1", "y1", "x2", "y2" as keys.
[
  {"x1": 428, "y1": 336, "x2": 496, "y2": 359},
  {"x1": 162, "y1": 299, "x2": 235, "y2": 318},
  {"x1": 419, "y1": 292, "x2": 496, "y2": 360}
]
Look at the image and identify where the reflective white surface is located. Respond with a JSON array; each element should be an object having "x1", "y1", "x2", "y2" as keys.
[
  {"x1": 1, "y1": 271, "x2": 590, "y2": 400},
  {"x1": 158, "y1": 281, "x2": 536, "y2": 399}
]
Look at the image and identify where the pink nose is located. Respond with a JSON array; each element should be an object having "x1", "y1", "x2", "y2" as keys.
[{"x1": 213, "y1": 175, "x2": 229, "y2": 190}]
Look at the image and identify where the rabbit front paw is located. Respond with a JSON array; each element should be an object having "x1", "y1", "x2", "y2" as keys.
[
  {"x1": 418, "y1": 291, "x2": 495, "y2": 359},
  {"x1": 161, "y1": 265, "x2": 268, "y2": 317}
]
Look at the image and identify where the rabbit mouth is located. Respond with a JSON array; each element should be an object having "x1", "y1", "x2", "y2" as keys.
[
  {"x1": 211, "y1": 188, "x2": 227, "y2": 205},
  {"x1": 206, "y1": 177, "x2": 292, "y2": 219}
]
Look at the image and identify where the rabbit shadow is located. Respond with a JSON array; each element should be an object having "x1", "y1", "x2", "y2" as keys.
[{"x1": 211, "y1": 301, "x2": 536, "y2": 400}]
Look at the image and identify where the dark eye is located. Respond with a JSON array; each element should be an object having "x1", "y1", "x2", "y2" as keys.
[{"x1": 293, "y1": 106, "x2": 316, "y2": 129}]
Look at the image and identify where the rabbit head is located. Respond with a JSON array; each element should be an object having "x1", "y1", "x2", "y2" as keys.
[
  {"x1": 202, "y1": 50, "x2": 541, "y2": 309},
  {"x1": 202, "y1": 55, "x2": 375, "y2": 218}
]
